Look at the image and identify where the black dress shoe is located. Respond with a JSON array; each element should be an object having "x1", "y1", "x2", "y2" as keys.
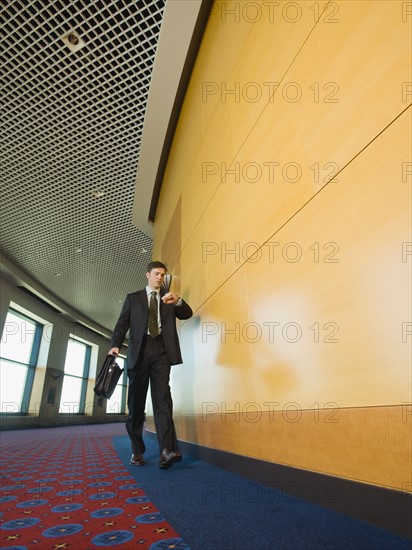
[
  {"x1": 130, "y1": 453, "x2": 145, "y2": 466},
  {"x1": 159, "y1": 449, "x2": 182, "y2": 469}
]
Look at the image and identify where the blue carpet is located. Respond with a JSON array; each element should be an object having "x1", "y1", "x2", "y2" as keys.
[{"x1": 113, "y1": 435, "x2": 411, "y2": 550}]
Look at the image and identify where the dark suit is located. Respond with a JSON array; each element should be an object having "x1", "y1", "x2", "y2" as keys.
[{"x1": 110, "y1": 288, "x2": 192, "y2": 454}]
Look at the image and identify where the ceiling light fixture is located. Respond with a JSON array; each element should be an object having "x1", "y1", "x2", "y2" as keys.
[{"x1": 61, "y1": 31, "x2": 86, "y2": 53}]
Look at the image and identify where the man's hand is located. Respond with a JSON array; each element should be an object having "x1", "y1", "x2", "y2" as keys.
[
  {"x1": 108, "y1": 347, "x2": 119, "y2": 356},
  {"x1": 162, "y1": 292, "x2": 179, "y2": 305}
]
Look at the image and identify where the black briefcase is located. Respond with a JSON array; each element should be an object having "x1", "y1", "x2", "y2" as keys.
[{"x1": 94, "y1": 354, "x2": 124, "y2": 399}]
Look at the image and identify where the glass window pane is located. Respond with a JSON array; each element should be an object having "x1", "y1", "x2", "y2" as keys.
[
  {"x1": 106, "y1": 385, "x2": 122, "y2": 413},
  {"x1": 0, "y1": 359, "x2": 27, "y2": 412},
  {"x1": 64, "y1": 340, "x2": 86, "y2": 376},
  {"x1": 60, "y1": 376, "x2": 82, "y2": 413},
  {"x1": 116, "y1": 356, "x2": 125, "y2": 371},
  {"x1": 1, "y1": 311, "x2": 37, "y2": 364}
]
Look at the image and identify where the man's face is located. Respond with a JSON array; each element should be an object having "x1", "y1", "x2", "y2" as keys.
[{"x1": 146, "y1": 267, "x2": 167, "y2": 290}]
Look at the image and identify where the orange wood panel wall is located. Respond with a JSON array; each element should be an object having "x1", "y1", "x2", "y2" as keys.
[{"x1": 151, "y1": 0, "x2": 412, "y2": 491}]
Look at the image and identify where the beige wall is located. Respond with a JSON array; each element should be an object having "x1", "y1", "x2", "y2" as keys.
[{"x1": 152, "y1": 0, "x2": 412, "y2": 490}]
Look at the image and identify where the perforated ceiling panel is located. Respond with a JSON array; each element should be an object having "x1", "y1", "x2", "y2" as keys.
[{"x1": 1, "y1": 0, "x2": 167, "y2": 332}]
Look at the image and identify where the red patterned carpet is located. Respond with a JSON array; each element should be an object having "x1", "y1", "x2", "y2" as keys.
[{"x1": 0, "y1": 423, "x2": 190, "y2": 549}]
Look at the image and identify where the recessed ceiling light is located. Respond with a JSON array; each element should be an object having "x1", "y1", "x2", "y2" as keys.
[{"x1": 61, "y1": 31, "x2": 86, "y2": 53}]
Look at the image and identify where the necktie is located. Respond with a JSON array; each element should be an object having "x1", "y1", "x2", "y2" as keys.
[{"x1": 148, "y1": 291, "x2": 159, "y2": 337}]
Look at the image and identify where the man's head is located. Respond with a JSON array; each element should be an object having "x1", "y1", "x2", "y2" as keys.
[{"x1": 146, "y1": 261, "x2": 167, "y2": 290}]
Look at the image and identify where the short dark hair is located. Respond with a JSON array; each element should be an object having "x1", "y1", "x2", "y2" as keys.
[{"x1": 147, "y1": 261, "x2": 167, "y2": 273}]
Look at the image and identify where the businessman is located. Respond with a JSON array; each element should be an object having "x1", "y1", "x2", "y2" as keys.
[{"x1": 109, "y1": 261, "x2": 193, "y2": 468}]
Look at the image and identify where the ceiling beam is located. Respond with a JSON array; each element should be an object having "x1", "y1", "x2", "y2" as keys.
[{"x1": 132, "y1": 0, "x2": 212, "y2": 236}]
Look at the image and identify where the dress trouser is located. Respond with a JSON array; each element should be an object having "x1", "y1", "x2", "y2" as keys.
[{"x1": 126, "y1": 334, "x2": 178, "y2": 455}]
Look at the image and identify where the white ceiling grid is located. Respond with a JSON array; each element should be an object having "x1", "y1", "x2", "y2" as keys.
[{"x1": 1, "y1": 0, "x2": 166, "y2": 331}]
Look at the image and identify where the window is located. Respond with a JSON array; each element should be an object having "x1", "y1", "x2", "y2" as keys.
[
  {"x1": 106, "y1": 355, "x2": 128, "y2": 414},
  {"x1": 0, "y1": 308, "x2": 43, "y2": 413},
  {"x1": 60, "y1": 338, "x2": 91, "y2": 413}
]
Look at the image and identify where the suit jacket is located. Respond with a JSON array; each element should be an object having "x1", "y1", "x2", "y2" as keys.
[{"x1": 110, "y1": 289, "x2": 193, "y2": 368}]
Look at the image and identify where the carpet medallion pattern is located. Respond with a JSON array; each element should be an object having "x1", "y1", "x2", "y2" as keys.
[{"x1": 0, "y1": 423, "x2": 190, "y2": 549}]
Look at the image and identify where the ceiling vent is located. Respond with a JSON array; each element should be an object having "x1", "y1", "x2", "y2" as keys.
[{"x1": 17, "y1": 286, "x2": 62, "y2": 314}]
